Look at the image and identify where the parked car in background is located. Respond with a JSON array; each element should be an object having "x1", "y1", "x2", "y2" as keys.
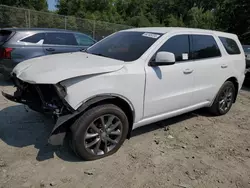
[
  {"x1": 0, "y1": 28, "x2": 96, "y2": 79},
  {"x1": 242, "y1": 45, "x2": 250, "y2": 68},
  {"x1": 2, "y1": 27, "x2": 245, "y2": 160},
  {"x1": 242, "y1": 45, "x2": 250, "y2": 83}
]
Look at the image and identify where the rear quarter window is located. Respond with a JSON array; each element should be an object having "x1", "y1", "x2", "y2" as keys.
[
  {"x1": 20, "y1": 33, "x2": 45, "y2": 44},
  {"x1": 219, "y1": 37, "x2": 241, "y2": 55}
]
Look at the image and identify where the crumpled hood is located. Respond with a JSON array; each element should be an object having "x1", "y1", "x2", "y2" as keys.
[{"x1": 13, "y1": 52, "x2": 124, "y2": 84}]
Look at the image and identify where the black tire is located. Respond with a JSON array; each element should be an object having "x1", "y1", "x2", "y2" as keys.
[
  {"x1": 70, "y1": 104, "x2": 129, "y2": 161},
  {"x1": 209, "y1": 81, "x2": 235, "y2": 116}
]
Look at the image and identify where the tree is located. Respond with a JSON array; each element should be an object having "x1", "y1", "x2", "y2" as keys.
[
  {"x1": 0, "y1": 0, "x2": 48, "y2": 28},
  {"x1": 187, "y1": 7, "x2": 216, "y2": 29},
  {"x1": 215, "y1": 0, "x2": 250, "y2": 37},
  {"x1": 166, "y1": 15, "x2": 185, "y2": 27},
  {"x1": 126, "y1": 15, "x2": 151, "y2": 27},
  {"x1": 0, "y1": 0, "x2": 48, "y2": 10},
  {"x1": 6, "y1": 0, "x2": 246, "y2": 44}
]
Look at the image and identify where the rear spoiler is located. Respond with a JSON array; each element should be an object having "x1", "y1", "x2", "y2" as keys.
[{"x1": 0, "y1": 29, "x2": 16, "y2": 45}]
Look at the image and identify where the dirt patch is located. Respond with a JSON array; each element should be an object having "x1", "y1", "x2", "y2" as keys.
[{"x1": 0, "y1": 81, "x2": 250, "y2": 188}]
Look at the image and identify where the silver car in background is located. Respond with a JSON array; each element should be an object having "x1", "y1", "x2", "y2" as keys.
[{"x1": 0, "y1": 28, "x2": 96, "y2": 79}]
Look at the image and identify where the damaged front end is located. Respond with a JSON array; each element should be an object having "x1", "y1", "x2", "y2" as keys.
[{"x1": 2, "y1": 75, "x2": 75, "y2": 145}]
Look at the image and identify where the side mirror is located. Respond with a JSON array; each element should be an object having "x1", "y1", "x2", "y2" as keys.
[{"x1": 150, "y1": 52, "x2": 175, "y2": 66}]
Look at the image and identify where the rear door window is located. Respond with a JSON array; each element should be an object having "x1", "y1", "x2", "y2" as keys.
[
  {"x1": 0, "y1": 30, "x2": 12, "y2": 45},
  {"x1": 74, "y1": 33, "x2": 95, "y2": 46},
  {"x1": 219, "y1": 37, "x2": 241, "y2": 55},
  {"x1": 44, "y1": 33, "x2": 78, "y2": 46},
  {"x1": 21, "y1": 33, "x2": 45, "y2": 44},
  {"x1": 191, "y1": 35, "x2": 221, "y2": 60}
]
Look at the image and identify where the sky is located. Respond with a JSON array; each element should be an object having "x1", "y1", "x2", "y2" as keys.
[{"x1": 47, "y1": 0, "x2": 57, "y2": 11}]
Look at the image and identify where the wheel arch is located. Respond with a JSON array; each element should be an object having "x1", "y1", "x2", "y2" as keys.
[
  {"x1": 78, "y1": 94, "x2": 135, "y2": 139},
  {"x1": 225, "y1": 77, "x2": 239, "y2": 103},
  {"x1": 48, "y1": 94, "x2": 135, "y2": 145},
  {"x1": 210, "y1": 76, "x2": 239, "y2": 108}
]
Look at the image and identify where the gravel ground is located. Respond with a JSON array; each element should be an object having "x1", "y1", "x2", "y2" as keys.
[{"x1": 0, "y1": 80, "x2": 250, "y2": 188}]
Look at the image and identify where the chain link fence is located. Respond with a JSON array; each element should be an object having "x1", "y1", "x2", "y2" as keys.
[{"x1": 0, "y1": 5, "x2": 132, "y2": 40}]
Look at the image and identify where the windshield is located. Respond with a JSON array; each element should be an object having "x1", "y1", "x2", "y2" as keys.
[
  {"x1": 243, "y1": 45, "x2": 250, "y2": 53},
  {"x1": 86, "y1": 31, "x2": 163, "y2": 62}
]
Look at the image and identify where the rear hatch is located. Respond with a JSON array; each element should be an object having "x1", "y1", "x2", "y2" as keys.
[{"x1": 0, "y1": 30, "x2": 14, "y2": 46}]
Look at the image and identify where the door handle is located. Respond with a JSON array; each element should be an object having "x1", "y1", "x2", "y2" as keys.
[
  {"x1": 183, "y1": 69, "x2": 193, "y2": 74},
  {"x1": 46, "y1": 48, "x2": 55, "y2": 52},
  {"x1": 221, "y1": 64, "x2": 228, "y2": 69}
]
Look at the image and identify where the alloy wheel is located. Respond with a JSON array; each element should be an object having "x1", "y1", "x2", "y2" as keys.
[
  {"x1": 83, "y1": 114, "x2": 122, "y2": 156},
  {"x1": 219, "y1": 86, "x2": 233, "y2": 113}
]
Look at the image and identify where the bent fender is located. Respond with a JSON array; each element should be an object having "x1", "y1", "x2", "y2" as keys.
[{"x1": 48, "y1": 95, "x2": 115, "y2": 145}]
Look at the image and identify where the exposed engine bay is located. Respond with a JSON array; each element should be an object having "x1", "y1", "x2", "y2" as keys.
[{"x1": 2, "y1": 76, "x2": 72, "y2": 118}]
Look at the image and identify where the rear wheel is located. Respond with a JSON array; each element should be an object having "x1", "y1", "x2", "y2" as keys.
[
  {"x1": 70, "y1": 104, "x2": 129, "y2": 160},
  {"x1": 209, "y1": 81, "x2": 235, "y2": 115}
]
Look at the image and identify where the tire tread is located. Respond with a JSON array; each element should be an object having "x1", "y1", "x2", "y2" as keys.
[{"x1": 70, "y1": 104, "x2": 129, "y2": 160}]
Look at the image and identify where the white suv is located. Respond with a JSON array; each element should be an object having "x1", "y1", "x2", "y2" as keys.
[{"x1": 2, "y1": 27, "x2": 246, "y2": 160}]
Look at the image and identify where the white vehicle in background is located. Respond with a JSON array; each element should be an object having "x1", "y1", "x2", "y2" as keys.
[{"x1": 2, "y1": 27, "x2": 246, "y2": 160}]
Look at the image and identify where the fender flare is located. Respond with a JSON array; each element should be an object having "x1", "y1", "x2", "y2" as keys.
[
  {"x1": 48, "y1": 94, "x2": 134, "y2": 145},
  {"x1": 210, "y1": 77, "x2": 239, "y2": 106}
]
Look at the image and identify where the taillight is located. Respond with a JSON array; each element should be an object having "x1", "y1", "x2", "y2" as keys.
[{"x1": 0, "y1": 48, "x2": 13, "y2": 59}]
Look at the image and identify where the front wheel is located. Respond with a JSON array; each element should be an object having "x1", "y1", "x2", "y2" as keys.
[
  {"x1": 70, "y1": 104, "x2": 129, "y2": 161},
  {"x1": 209, "y1": 81, "x2": 236, "y2": 116}
]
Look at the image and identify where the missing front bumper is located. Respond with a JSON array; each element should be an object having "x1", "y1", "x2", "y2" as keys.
[
  {"x1": 2, "y1": 91, "x2": 26, "y2": 104},
  {"x1": 2, "y1": 90, "x2": 68, "y2": 145},
  {"x1": 1, "y1": 80, "x2": 76, "y2": 146}
]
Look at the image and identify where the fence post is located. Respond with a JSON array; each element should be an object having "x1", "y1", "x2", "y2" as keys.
[
  {"x1": 28, "y1": 9, "x2": 31, "y2": 28},
  {"x1": 93, "y1": 20, "x2": 96, "y2": 39},
  {"x1": 65, "y1": 16, "x2": 67, "y2": 30},
  {"x1": 25, "y1": 10, "x2": 28, "y2": 28}
]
